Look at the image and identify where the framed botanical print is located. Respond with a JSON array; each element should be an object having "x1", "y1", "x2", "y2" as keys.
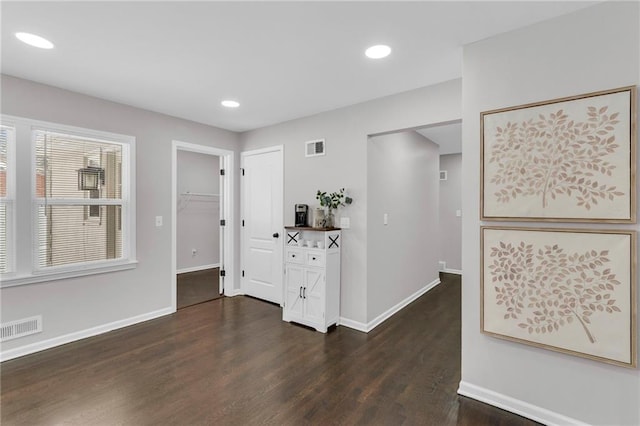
[
  {"x1": 481, "y1": 86, "x2": 636, "y2": 222},
  {"x1": 481, "y1": 226, "x2": 637, "y2": 368}
]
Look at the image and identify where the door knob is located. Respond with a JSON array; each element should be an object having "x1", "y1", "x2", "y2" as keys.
[{"x1": 273, "y1": 232, "x2": 279, "y2": 238}]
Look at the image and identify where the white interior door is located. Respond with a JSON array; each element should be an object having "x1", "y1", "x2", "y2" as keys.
[{"x1": 241, "y1": 146, "x2": 283, "y2": 304}]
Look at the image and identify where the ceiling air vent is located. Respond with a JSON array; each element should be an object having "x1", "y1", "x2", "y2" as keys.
[
  {"x1": 439, "y1": 170, "x2": 448, "y2": 181},
  {"x1": 305, "y1": 139, "x2": 325, "y2": 157}
]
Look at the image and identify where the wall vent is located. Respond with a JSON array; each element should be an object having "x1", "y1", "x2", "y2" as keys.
[
  {"x1": 0, "y1": 316, "x2": 42, "y2": 342},
  {"x1": 439, "y1": 170, "x2": 448, "y2": 181},
  {"x1": 305, "y1": 139, "x2": 325, "y2": 157},
  {"x1": 438, "y1": 261, "x2": 446, "y2": 271}
]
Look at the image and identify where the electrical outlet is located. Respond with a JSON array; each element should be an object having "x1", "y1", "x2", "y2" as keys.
[
  {"x1": 155, "y1": 216, "x2": 163, "y2": 227},
  {"x1": 191, "y1": 249, "x2": 197, "y2": 256}
]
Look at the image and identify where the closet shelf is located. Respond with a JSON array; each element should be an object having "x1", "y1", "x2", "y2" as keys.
[{"x1": 180, "y1": 192, "x2": 220, "y2": 198}]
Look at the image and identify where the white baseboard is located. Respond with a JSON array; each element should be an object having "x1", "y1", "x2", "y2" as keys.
[
  {"x1": 176, "y1": 263, "x2": 220, "y2": 274},
  {"x1": 442, "y1": 268, "x2": 462, "y2": 275},
  {"x1": 338, "y1": 317, "x2": 368, "y2": 332},
  {"x1": 457, "y1": 381, "x2": 588, "y2": 426},
  {"x1": 0, "y1": 307, "x2": 173, "y2": 362},
  {"x1": 340, "y1": 278, "x2": 440, "y2": 333},
  {"x1": 224, "y1": 288, "x2": 244, "y2": 297}
]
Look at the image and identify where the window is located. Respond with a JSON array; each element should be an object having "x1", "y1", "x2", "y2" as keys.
[
  {"x1": 0, "y1": 126, "x2": 15, "y2": 273},
  {"x1": 34, "y1": 130, "x2": 127, "y2": 269},
  {"x1": 0, "y1": 115, "x2": 135, "y2": 286}
]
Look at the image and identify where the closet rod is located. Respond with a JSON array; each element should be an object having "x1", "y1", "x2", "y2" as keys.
[{"x1": 180, "y1": 192, "x2": 220, "y2": 197}]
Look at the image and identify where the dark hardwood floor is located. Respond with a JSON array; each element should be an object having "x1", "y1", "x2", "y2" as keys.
[
  {"x1": 177, "y1": 268, "x2": 221, "y2": 309},
  {"x1": 1, "y1": 274, "x2": 539, "y2": 425}
]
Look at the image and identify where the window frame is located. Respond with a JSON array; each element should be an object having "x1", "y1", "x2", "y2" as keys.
[
  {"x1": 0, "y1": 125, "x2": 16, "y2": 274},
  {"x1": 0, "y1": 115, "x2": 137, "y2": 288}
]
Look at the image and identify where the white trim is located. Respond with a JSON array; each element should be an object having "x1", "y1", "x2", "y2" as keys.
[
  {"x1": 442, "y1": 268, "x2": 462, "y2": 275},
  {"x1": 0, "y1": 307, "x2": 172, "y2": 362},
  {"x1": 176, "y1": 263, "x2": 220, "y2": 274},
  {"x1": 1, "y1": 260, "x2": 138, "y2": 288},
  {"x1": 224, "y1": 288, "x2": 245, "y2": 297},
  {"x1": 338, "y1": 317, "x2": 368, "y2": 333},
  {"x1": 241, "y1": 145, "x2": 284, "y2": 157},
  {"x1": 340, "y1": 278, "x2": 441, "y2": 333},
  {"x1": 172, "y1": 141, "x2": 235, "y2": 313},
  {"x1": 457, "y1": 381, "x2": 589, "y2": 426}
]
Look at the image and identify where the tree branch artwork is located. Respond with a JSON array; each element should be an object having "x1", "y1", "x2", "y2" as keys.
[
  {"x1": 487, "y1": 106, "x2": 623, "y2": 210},
  {"x1": 489, "y1": 241, "x2": 621, "y2": 344}
]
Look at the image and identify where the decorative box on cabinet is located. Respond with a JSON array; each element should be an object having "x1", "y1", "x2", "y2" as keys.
[{"x1": 282, "y1": 227, "x2": 341, "y2": 333}]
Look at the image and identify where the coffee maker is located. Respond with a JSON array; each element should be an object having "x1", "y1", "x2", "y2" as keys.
[{"x1": 295, "y1": 204, "x2": 308, "y2": 227}]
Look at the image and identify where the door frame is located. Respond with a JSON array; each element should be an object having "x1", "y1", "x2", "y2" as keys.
[
  {"x1": 240, "y1": 145, "x2": 284, "y2": 304},
  {"x1": 171, "y1": 140, "x2": 235, "y2": 312}
]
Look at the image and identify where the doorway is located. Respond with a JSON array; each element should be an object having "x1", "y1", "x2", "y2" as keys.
[
  {"x1": 366, "y1": 120, "x2": 462, "y2": 324},
  {"x1": 415, "y1": 121, "x2": 462, "y2": 275},
  {"x1": 171, "y1": 141, "x2": 235, "y2": 312},
  {"x1": 176, "y1": 150, "x2": 221, "y2": 308}
]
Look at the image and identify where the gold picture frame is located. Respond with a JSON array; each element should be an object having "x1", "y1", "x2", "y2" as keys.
[
  {"x1": 481, "y1": 86, "x2": 636, "y2": 223},
  {"x1": 481, "y1": 226, "x2": 637, "y2": 368}
]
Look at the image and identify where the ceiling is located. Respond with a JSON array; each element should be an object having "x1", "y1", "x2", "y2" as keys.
[{"x1": 1, "y1": 1, "x2": 597, "y2": 132}]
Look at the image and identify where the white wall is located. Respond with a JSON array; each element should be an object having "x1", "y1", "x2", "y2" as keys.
[
  {"x1": 0, "y1": 75, "x2": 240, "y2": 359},
  {"x1": 460, "y1": 2, "x2": 640, "y2": 425},
  {"x1": 367, "y1": 131, "x2": 440, "y2": 322},
  {"x1": 439, "y1": 153, "x2": 461, "y2": 272},
  {"x1": 240, "y1": 79, "x2": 461, "y2": 326},
  {"x1": 177, "y1": 151, "x2": 220, "y2": 271}
]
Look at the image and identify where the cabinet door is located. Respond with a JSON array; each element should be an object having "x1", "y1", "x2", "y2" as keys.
[
  {"x1": 303, "y1": 268, "x2": 325, "y2": 325},
  {"x1": 284, "y1": 264, "x2": 304, "y2": 319}
]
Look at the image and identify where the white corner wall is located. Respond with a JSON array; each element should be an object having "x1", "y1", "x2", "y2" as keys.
[
  {"x1": 461, "y1": 2, "x2": 640, "y2": 425},
  {"x1": 240, "y1": 80, "x2": 461, "y2": 327},
  {"x1": 439, "y1": 153, "x2": 462, "y2": 272},
  {"x1": 0, "y1": 75, "x2": 240, "y2": 360},
  {"x1": 367, "y1": 131, "x2": 440, "y2": 323},
  {"x1": 177, "y1": 151, "x2": 220, "y2": 271}
]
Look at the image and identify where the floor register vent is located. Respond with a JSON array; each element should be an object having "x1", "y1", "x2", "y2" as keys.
[{"x1": 0, "y1": 316, "x2": 42, "y2": 342}]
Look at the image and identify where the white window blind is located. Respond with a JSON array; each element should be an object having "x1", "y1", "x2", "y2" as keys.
[
  {"x1": 34, "y1": 130, "x2": 126, "y2": 269},
  {"x1": 0, "y1": 126, "x2": 14, "y2": 273}
]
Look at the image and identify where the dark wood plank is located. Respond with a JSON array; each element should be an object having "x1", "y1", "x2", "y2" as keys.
[
  {"x1": 177, "y1": 268, "x2": 221, "y2": 309},
  {"x1": 0, "y1": 274, "x2": 539, "y2": 425}
]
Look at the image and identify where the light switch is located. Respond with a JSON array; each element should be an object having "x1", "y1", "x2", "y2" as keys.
[
  {"x1": 456, "y1": 210, "x2": 462, "y2": 217},
  {"x1": 383, "y1": 213, "x2": 388, "y2": 225},
  {"x1": 340, "y1": 217, "x2": 351, "y2": 229},
  {"x1": 155, "y1": 216, "x2": 163, "y2": 227}
]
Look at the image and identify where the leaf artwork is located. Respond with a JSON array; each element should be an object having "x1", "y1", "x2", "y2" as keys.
[
  {"x1": 487, "y1": 106, "x2": 624, "y2": 210},
  {"x1": 489, "y1": 241, "x2": 622, "y2": 344}
]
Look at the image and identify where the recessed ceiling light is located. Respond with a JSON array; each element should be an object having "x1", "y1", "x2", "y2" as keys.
[
  {"x1": 15, "y1": 32, "x2": 54, "y2": 49},
  {"x1": 365, "y1": 45, "x2": 391, "y2": 59},
  {"x1": 221, "y1": 100, "x2": 240, "y2": 108}
]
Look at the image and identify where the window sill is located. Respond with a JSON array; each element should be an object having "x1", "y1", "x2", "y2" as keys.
[{"x1": 0, "y1": 260, "x2": 138, "y2": 288}]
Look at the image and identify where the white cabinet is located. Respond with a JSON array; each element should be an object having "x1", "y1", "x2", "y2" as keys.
[{"x1": 282, "y1": 227, "x2": 341, "y2": 332}]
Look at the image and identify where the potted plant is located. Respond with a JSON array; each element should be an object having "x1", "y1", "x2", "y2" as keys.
[{"x1": 315, "y1": 188, "x2": 353, "y2": 228}]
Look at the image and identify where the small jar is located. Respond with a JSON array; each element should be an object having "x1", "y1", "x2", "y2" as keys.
[{"x1": 313, "y1": 208, "x2": 326, "y2": 228}]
